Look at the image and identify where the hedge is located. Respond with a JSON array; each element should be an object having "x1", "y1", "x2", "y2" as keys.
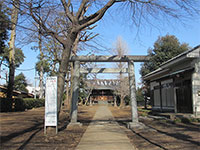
[
  {"x1": 0, "y1": 98, "x2": 45, "y2": 112},
  {"x1": 0, "y1": 98, "x2": 13, "y2": 112},
  {"x1": 23, "y1": 98, "x2": 45, "y2": 110}
]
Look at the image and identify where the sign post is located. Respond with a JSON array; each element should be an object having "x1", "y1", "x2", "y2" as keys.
[{"x1": 44, "y1": 76, "x2": 58, "y2": 134}]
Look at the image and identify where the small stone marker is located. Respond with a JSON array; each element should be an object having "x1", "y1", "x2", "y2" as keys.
[{"x1": 44, "y1": 76, "x2": 58, "y2": 134}]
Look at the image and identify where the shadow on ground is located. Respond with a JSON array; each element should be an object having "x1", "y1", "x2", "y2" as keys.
[
  {"x1": 109, "y1": 106, "x2": 200, "y2": 150},
  {"x1": 0, "y1": 106, "x2": 97, "y2": 150}
]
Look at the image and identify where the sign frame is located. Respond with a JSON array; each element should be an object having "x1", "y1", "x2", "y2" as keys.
[{"x1": 44, "y1": 76, "x2": 58, "y2": 134}]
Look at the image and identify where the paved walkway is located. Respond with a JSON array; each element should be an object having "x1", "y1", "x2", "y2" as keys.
[{"x1": 75, "y1": 106, "x2": 136, "y2": 150}]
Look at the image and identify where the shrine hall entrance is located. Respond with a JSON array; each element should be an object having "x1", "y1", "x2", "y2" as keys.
[
  {"x1": 90, "y1": 89, "x2": 114, "y2": 104},
  {"x1": 85, "y1": 79, "x2": 121, "y2": 105}
]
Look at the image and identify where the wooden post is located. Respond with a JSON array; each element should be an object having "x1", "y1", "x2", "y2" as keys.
[
  {"x1": 70, "y1": 61, "x2": 80, "y2": 123},
  {"x1": 174, "y1": 87, "x2": 178, "y2": 113},
  {"x1": 159, "y1": 81, "x2": 163, "y2": 112},
  {"x1": 128, "y1": 61, "x2": 138, "y2": 123}
]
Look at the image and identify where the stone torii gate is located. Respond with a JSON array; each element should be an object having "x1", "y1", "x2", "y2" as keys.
[{"x1": 69, "y1": 55, "x2": 149, "y2": 127}]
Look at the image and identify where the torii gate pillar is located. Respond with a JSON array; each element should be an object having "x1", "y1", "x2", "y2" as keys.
[
  {"x1": 69, "y1": 61, "x2": 82, "y2": 126},
  {"x1": 128, "y1": 61, "x2": 139, "y2": 123}
]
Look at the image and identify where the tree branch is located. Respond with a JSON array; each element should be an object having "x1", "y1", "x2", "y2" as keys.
[
  {"x1": 79, "y1": 32, "x2": 99, "y2": 42},
  {"x1": 78, "y1": 0, "x2": 120, "y2": 30},
  {"x1": 60, "y1": 0, "x2": 74, "y2": 22},
  {"x1": 76, "y1": 0, "x2": 89, "y2": 19},
  {"x1": 29, "y1": 3, "x2": 65, "y2": 45}
]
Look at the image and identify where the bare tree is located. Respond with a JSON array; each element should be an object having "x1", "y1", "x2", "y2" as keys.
[
  {"x1": 15, "y1": 0, "x2": 199, "y2": 116},
  {"x1": 112, "y1": 36, "x2": 129, "y2": 107},
  {"x1": 84, "y1": 75, "x2": 98, "y2": 106},
  {"x1": 114, "y1": 76, "x2": 130, "y2": 106},
  {"x1": 65, "y1": 28, "x2": 99, "y2": 111}
]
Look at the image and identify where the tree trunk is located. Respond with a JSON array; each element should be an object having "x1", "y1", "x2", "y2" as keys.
[
  {"x1": 39, "y1": 68, "x2": 44, "y2": 99},
  {"x1": 144, "y1": 95, "x2": 147, "y2": 109},
  {"x1": 85, "y1": 90, "x2": 92, "y2": 106},
  {"x1": 120, "y1": 95, "x2": 124, "y2": 107},
  {"x1": 114, "y1": 95, "x2": 117, "y2": 107},
  {"x1": 64, "y1": 70, "x2": 70, "y2": 108},
  {"x1": 38, "y1": 25, "x2": 44, "y2": 99},
  {"x1": 89, "y1": 97, "x2": 92, "y2": 106},
  {"x1": 7, "y1": 63, "x2": 15, "y2": 98},
  {"x1": 57, "y1": 32, "x2": 78, "y2": 116},
  {"x1": 7, "y1": 0, "x2": 19, "y2": 98},
  {"x1": 68, "y1": 63, "x2": 74, "y2": 112},
  {"x1": 66, "y1": 34, "x2": 79, "y2": 112}
]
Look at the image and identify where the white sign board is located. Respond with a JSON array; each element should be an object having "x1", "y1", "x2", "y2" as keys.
[{"x1": 45, "y1": 76, "x2": 57, "y2": 127}]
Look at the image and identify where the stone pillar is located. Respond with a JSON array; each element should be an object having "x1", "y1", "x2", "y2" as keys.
[
  {"x1": 128, "y1": 61, "x2": 138, "y2": 123},
  {"x1": 70, "y1": 61, "x2": 80, "y2": 124},
  {"x1": 192, "y1": 58, "x2": 200, "y2": 117}
]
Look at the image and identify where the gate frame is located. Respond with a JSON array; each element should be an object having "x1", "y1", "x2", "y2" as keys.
[{"x1": 69, "y1": 55, "x2": 149, "y2": 126}]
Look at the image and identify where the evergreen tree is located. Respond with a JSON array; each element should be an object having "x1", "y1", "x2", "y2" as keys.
[
  {"x1": 0, "y1": 2, "x2": 9, "y2": 54},
  {"x1": 1, "y1": 47, "x2": 25, "y2": 68},
  {"x1": 14, "y1": 73, "x2": 28, "y2": 92},
  {"x1": 35, "y1": 59, "x2": 50, "y2": 76},
  {"x1": 140, "y1": 35, "x2": 189, "y2": 78}
]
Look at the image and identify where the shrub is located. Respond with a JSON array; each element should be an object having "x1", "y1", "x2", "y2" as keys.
[
  {"x1": 13, "y1": 98, "x2": 26, "y2": 111},
  {"x1": 0, "y1": 98, "x2": 45, "y2": 112},
  {"x1": 173, "y1": 118, "x2": 182, "y2": 123},
  {"x1": 23, "y1": 98, "x2": 45, "y2": 110},
  {"x1": 0, "y1": 98, "x2": 13, "y2": 112},
  {"x1": 181, "y1": 117, "x2": 190, "y2": 124},
  {"x1": 173, "y1": 117, "x2": 200, "y2": 124},
  {"x1": 190, "y1": 118, "x2": 200, "y2": 123}
]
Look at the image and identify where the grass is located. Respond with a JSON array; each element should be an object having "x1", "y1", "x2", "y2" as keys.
[
  {"x1": 138, "y1": 107, "x2": 152, "y2": 117},
  {"x1": 173, "y1": 117, "x2": 200, "y2": 124}
]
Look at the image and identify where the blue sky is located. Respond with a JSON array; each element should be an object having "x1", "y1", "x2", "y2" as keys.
[
  {"x1": 2, "y1": 3, "x2": 199, "y2": 87},
  {"x1": 90, "y1": 9, "x2": 200, "y2": 86},
  {"x1": 93, "y1": 12, "x2": 199, "y2": 86}
]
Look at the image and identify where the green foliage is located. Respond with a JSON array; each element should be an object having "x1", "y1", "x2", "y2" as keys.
[
  {"x1": 78, "y1": 74, "x2": 88, "y2": 103},
  {"x1": 13, "y1": 98, "x2": 45, "y2": 111},
  {"x1": 0, "y1": 98, "x2": 45, "y2": 112},
  {"x1": 136, "y1": 87, "x2": 144, "y2": 102},
  {"x1": 0, "y1": 2, "x2": 10, "y2": 54},
  {"x1": 174, "y1": 117, "x2": 200, "y2": 124},
  {"x1": 13, "y1": 98, "x2": 26, "y2": 111},
  {"x1": 124, "y1": 95, "x2": 130, "y2": 105},
  {"x1": 140, "y1": 35, "x2": 189, "y2": 78},
  {"x1": 35, "y1": 59, "x2": 50, "y2": 76},
  {"x1": 189, "y1": 118, "x2": 200, "y2": 123},
  {"x1": 173, "y1": 117, "x2": 182, "y2": 123},
  {"x1": 0, "y1": 47, "x2": 25, "y2": 67},
  {"x1": 35, "y1": 36, "x2": 63, "y2": 76},
  {"x1": 23, "y1": 98, "x2": 45, "y2": 110},
  {"x1": 14, "y1": 73, "x2": 28, "y2": 92},
  {"x1": 138, "y1": 108, "x2": 151, "y2": 113},
  {"x1": 138, "y1": 108, "x2": 151, "y2": 117},
  {"x1": 79, "y1": 90, "x2": 87, "y2": 103},
  {"x1": 14, "y1": 48, "x2": 25, "y2": 68}
]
